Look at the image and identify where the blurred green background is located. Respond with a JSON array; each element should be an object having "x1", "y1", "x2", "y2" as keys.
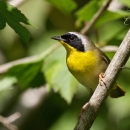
[{"x1": 0, "y1": 0, "x2": 130, "y2": 130}]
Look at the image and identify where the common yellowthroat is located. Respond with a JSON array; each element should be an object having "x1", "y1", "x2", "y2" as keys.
[{"x1": 51, "y1": 32, "x2": 125, "y2": 98}]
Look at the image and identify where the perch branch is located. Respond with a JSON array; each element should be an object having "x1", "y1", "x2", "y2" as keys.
[{"x1": 74, "y1": 29, "x2": 130, "y2": 130}]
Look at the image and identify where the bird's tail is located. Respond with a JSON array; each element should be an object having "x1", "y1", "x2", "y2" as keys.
[{"x1": 109, "y1": 84, "x2": 126, "y2": 98}]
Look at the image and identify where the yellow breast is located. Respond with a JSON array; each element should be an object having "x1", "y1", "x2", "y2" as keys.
[
  {"x1": 66, "y1": 48, "x2": 100, "y2": 93},
  {"x1": 66, "y1": 49, "x2": 97, "y2": 74}
]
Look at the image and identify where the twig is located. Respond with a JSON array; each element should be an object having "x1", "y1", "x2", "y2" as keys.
[
  {"x1": 100, "y1": 46, "x2": 130, "y2": 70},
  {"x1": 123, "y1": 66, "x2": 130, "y2": 70},
  {"x1": 7, "y1": 112, "x2": 21, "y2": 123},
  {"x1": 0, "y1": 112, "x2": 21, "y2": 130},
  {"x1": 9, "y1": 0, "x2": 26, "y2": 7},
  {"x1": 74, "y1": 29, "x2": 130, "y2": 130},
  {"x1": 0, "y1": 43, "x2": 60, "y2": 75},
  {"x1": 80, "y1": 0, "x2": 112, "y2": 34},
  {"x1": 100, "y1": 45, "x2": 118, "y2": 52}
]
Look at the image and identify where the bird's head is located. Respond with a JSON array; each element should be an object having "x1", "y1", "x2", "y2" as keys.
[{"x1": 51, "y1": 32, "x2": 95, "y2": 52}]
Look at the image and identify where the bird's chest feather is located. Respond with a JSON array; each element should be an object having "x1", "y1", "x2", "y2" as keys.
[{"x1": 66, "y1": 50, "x2": 97, "y2": 74}]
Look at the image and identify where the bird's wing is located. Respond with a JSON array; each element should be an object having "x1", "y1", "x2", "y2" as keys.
[{"x1": 98, "y1": 49, "x2": 111, "y2": 65}]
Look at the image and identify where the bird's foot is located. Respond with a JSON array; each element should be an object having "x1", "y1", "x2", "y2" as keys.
[{"x1": 99, "y1": 73, "x2": 106, "y2": 86}]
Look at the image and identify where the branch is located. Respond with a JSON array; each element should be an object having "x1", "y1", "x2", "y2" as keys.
[
  {"x1": 123, "y1": 66, "x2": 130, "y2": 70},
  {"x1": 100, "y1": 45, "x2": 118, "y2": 52},
  {"x1": 0, "y1": 112, "x2": 21, "y2": 130},
  {"x1": 80, "y1": 0, "x2": 112, "y2": 34},
  {"x1": 0, "y1": 43, "x2": 60, "y2": 75},
  {"x1": 74, "y1": 29, "x2": 130, "y2": 130}
]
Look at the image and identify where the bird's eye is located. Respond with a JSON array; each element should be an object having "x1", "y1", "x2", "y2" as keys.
[{"x1": 69, "y1": 35, "x2": 75, "y2": 41}]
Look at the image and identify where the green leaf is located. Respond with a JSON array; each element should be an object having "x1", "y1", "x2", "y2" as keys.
[
  {"x1": 47, "y1": 0, "x2": 77, "y2": 14},
  {"x1": 0, "y1": 76, "x2": 17, "y2": 91},
  {"x1": 116, "y1": 28, "x2": 129, "y2": 40},
  {"x1": 43, "y1": 47, "x2": 78, "y2": 103},
  {"x1": 96, "y1": 10, "x2": 130, "y2": 27},
  {"x1": 0, "y1": 12, "x2": 6, "y2": 29},
  {"x1": 0, "y1": 44, "x2": 60, "y2": 90},
  {"x1": 76, "y1": 1, "x2": 100, "y2": 22},
  {"x1": 120, "y1": 0, "x2": 130, "y2": 8},
  {"x1": 6, "y1": 61, "x2": 43, "y2": 88},
  {"x1": 0, "y1": 1, "x2": 33, "y2": 44},
  {"x1": 98, "y1": 20, "x2": 126, "y2": 43},
  {"x1": 29, "y1": 71, "x2": 46, "y2": 88}
]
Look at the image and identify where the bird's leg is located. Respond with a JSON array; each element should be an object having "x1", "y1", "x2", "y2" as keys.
[{"x1": 99, "y1": 73, "x2": 106, "y2": 86}]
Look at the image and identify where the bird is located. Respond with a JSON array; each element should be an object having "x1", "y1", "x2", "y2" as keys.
[{"x1": 51, "y1": 32, "x2": 126, "y2": 98}]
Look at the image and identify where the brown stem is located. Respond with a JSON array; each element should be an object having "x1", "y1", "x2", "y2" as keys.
[{"x1": 80, "y1": 0, "x2": 112, "y2": 34}]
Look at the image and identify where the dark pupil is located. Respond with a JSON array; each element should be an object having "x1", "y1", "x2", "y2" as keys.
[{"x1": 69, "y1": 35, "x2": 74, "y2": 41}]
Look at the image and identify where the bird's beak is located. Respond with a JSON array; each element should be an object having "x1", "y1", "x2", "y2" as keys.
[
  {"x1": 51, "y1": 35, "x2": 70, "y2": 50},
  {"x1": 51, "y1": 36, "x2": 65, "y2": 41}
]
